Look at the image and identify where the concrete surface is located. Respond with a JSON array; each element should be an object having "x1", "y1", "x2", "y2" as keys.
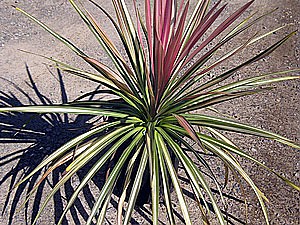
[{"x1": 0, "y1": 0, "x2": 299, "y2": 224}]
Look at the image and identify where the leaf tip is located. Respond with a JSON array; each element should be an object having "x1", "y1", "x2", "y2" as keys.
[{"x1": 11, "y1": 5, "x2": 21, "y2": 11}]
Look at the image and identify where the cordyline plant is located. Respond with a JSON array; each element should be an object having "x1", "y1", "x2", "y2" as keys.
[{"x1": 1, "y1": 0, "x2": 299, "y2": 224}]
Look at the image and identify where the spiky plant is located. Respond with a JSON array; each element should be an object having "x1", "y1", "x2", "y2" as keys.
[{"x1": 1, "y1": 0, "x2": 299, "y2": 224}]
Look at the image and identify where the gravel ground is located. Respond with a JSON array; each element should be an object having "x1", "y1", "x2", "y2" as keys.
[{"x1": 0, "y1": 0, "x2": 299, "y2": 224}]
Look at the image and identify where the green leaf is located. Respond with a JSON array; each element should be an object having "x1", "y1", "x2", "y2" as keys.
[
  {"x1": 151, "y1": 132, "x2": 160, "y2": 225},
  {"x1": 203, "y1": 141, "x2": 270, "y2": 224},
  {"x1": 31, "y1": 124, "x2": 136, "y2": 225},
  {"x1": 157, "y1": 143, "x2": 176, "y2": 225},
  {"x1": 86, "y1": 128, "x2": 145, "y2": 225},
  {"x1": 57, "y1": 126, "x2": 144, "y2": 225},
  {"x1": 180, "y1": 114, "x2": 300, "y2": 149},
  {"x1": 15, "y1": 6, "x2": 85, "y2": 56},
  {"x1": 155, "y1": 130, "x2": 192, "y2": 225},
  {"x1": 14, "y1": 121, "x2": 122, "y2": 189},
  {"x1": 123, "y1": 147, "x2": 148, "y2": 225},
  {"x1": 0, "y1": 105, "x2": 131, "y2": 118},
  {"x1": 157, "y1": 128, "x2": 226, "y2": 225},
  {"x1": 193, "y1": 31, "x2": 296, "y2": 93}
]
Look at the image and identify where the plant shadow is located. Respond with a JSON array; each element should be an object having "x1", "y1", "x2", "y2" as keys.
[
  {"x1": 0, "y1": 65, "x2": 144, "y2": 225},
  {"x1": 0, "y1": 64, "x2": 101, "y2": 225},
  {"x1": 0, "y1": 65, "x2": 247, "y2": 225}
]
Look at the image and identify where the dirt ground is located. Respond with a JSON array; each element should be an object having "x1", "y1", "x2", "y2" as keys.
[{"x1": 0, "y1": 0, "x2": 299, "y2": 224}]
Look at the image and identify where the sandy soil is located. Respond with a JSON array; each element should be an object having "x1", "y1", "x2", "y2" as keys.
[{"x1": 0, "y1": 0, "x2": 299, "y2": 224}]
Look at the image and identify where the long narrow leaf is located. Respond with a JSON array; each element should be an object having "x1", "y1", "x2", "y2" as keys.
[
  {"x1": 157, "y1": 127, "x2": 226, "y2": 225},
  {"x1": 86, "y1": 128, "x2": 145, "y2": 225},
  {"x1": 155, "y1": 130, "x2": 192, "y2": 225},
  {"x1": 57, "y1": 126, "x2": 143, "y2": 225},
  {"x1": 123, "y1": 147, "x2": 148, "y2": 225},
  {"x1": 0, "y1": 105, "x2": 130, "y2": 118}
]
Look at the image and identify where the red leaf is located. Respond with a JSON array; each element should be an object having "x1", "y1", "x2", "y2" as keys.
[
  {"x1": 163, "y1": 2, "x2": 190, "y2": 85},
  {"x1": 185, "y1": 0, "x2": 255, "y2": 65},
  {"x1": 174, "y1": 114, "x2": 203, "y2": 148},
  {"x1": 145, "y1": 0, "x2": 154, "y2": 75},
  {"x1": 177, "y1": 4, "x2": 227, "y2": 68}
]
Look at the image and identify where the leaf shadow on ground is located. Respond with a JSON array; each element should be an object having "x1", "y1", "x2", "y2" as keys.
[{"x1": 0, "y1": 65, "x2": 247, "y2": 225}]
